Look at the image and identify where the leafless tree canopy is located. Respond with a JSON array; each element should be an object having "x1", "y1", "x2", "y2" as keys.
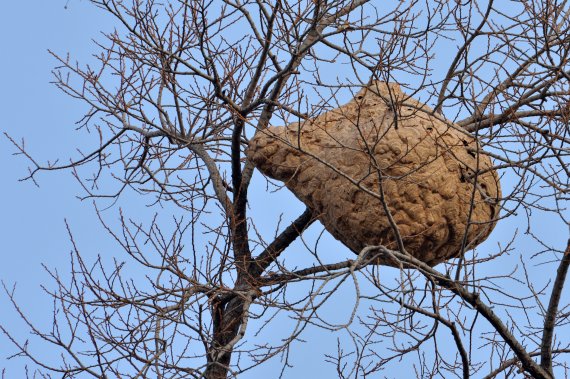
[{"x1": 3, "y1": 0, "x2": 570, "y2": 378}]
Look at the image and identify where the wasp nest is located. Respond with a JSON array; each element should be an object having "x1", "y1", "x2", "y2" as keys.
[{"x1": 247, "y1": 81, "x2": 501, "y2": 266}]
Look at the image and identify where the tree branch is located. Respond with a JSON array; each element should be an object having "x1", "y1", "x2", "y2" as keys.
[
  {"x1": 250, "y1": 207, "x2": 315, "y2": 278},
  {"x1": 540, "y1": 239, "x2": 570, "y2": 376}
]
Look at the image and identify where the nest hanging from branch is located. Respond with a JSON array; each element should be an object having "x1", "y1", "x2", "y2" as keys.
[{"x1": 247, "y1": 81, "x2": 501, "y2": 267}]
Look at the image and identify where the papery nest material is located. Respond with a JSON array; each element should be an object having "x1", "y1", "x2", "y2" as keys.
[{"x1": 247, "y1": 81, "x2": 501, "y2": 267}]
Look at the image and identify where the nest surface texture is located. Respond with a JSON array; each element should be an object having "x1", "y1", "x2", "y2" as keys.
[{"x1": 247, "y1": 81, "x2": 501, "y2": 266}]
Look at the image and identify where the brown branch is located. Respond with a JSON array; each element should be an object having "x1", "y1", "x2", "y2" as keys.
[
  {"x1": 484, "y1": 349, "x2": 570, "y2": 379},
  {"x1": 540, "y1": 239, "x2": 570, "y2": 376},
  {"x1": 460, "y1": 108, "x2": 568, "y2": 134},
  {"x1": 250, "y1": 207, "x2": 316, "y2": 278},
  {"x1": 413, "y1": 258, "x2": 552, "y2": 379}
]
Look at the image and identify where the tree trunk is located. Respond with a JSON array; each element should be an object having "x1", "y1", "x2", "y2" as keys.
[{"x1": 204, "y1": 295, "x2": 248, "y2": 378}]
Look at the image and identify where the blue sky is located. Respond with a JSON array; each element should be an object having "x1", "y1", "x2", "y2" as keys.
[
  {"x1": 1, "y1": 1, "x2": 569, "y2": 378},
  {"x1": 0, "y1": 0, "x2": 118, "y2": 372}
]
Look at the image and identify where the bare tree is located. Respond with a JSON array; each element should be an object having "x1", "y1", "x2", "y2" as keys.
[{"x1": 3, "y1": 0, "x2": 570, "y2": 378}]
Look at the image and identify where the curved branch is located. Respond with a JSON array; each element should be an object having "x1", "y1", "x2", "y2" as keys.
[{"x1": 540, "y1": 239, "x2": 570, "y2": 376}]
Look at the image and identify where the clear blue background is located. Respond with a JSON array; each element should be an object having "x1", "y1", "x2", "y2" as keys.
[{"x1": 0, "y1": 0, "x2": 119, "y2": 371}]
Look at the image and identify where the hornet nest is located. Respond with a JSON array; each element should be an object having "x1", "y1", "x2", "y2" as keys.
[{"x1": 247, "y1": 81, "x2": 501, "y2": 267}]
